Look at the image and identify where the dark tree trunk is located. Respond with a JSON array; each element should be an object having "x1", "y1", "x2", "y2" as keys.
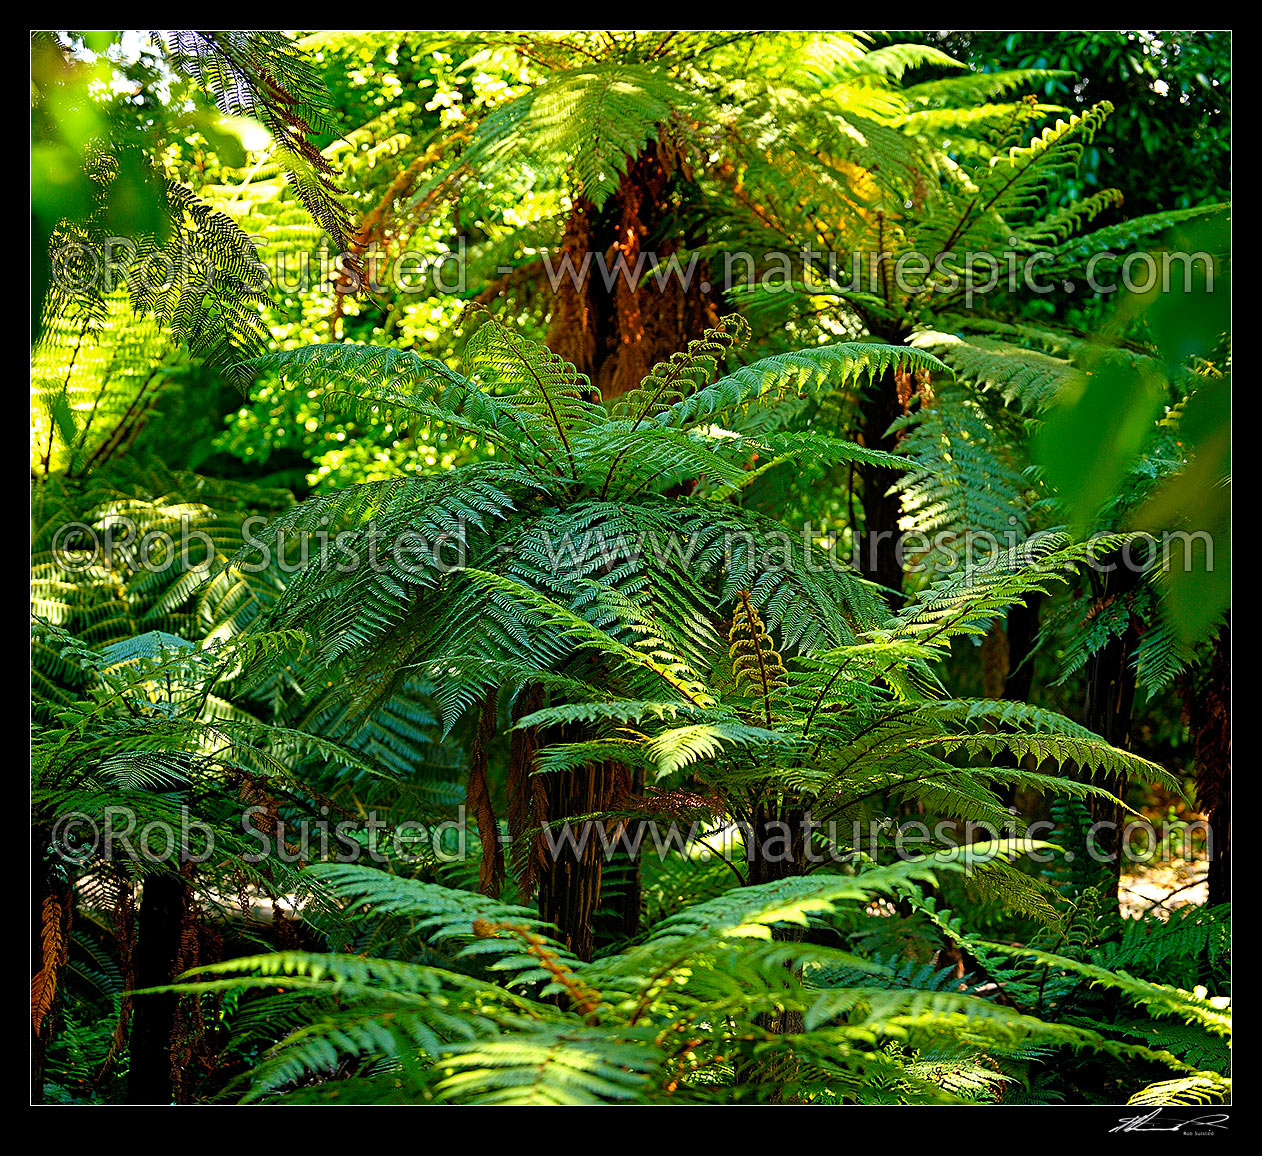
[
  {"x1": 516, "y1": 689, "x2": 635, "y2": 960},
  {"x1": 1004, "y1": 592, "x2": 1044, "y2": 705},
  {"x1": 1078, "y1": 553, "x2": 1145, "y2": 908},
  {"x1": 1182, "y1": 620, "x2": 1231, "y2": 905},
  {"x1": 546, "y1": 140, "x2": 723, "y2": 400},
  {"x1": 1080, "y1": 630, "x2": 1138, "y2": 900},
  {"x1": 995, "y1": 592, "x2": 1046, "y2": 813},
  {"x1": 537, "y1": 145, "x2": 724, "y2": 951},
  {"x1": 1206, "y1": 752, "x2": 1231, "y2": 907},
  {"x1": 738, "y1": 801, "x2": 807, "y2": 1099},
  {"x1": 745, "y1": 800, "x2": 807, "y2": 888},
  {"x1": 855, "y1": 366, "x2": 905, "y2": 607},
  {"x1": 127, "y1": 873, "x2": 185, "y2": 1104},
  {"x1": 593, "y1": 767, "x2": 644, "y2": 945},
  {"x1": 535, "y1": 760, "x2": 628, "y2": 962}
]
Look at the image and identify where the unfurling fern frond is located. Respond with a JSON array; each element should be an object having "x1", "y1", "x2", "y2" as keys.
[
  {"x1": 610, "y1": 315, "x2": 751, "y2": 427},
  {"x1": 728, "y1": 591, "x2": 789, "y2": 727}
]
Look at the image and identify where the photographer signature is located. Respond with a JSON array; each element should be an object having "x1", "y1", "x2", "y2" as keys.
[{"x1": 1111, "y1": 1108, "x2": 1228, "y2": 1133}]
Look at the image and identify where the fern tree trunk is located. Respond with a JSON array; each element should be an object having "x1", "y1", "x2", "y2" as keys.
[
  {"x1": 855, "y1": 363, "x2": 906, "y2": 607},
  {"x1": 745, "y1": 800, "x2": 807, "y2": 889},
  {"x1": 738, "y1": 800, "x2": 806, "y2": 1099},
  {"x1": 546, "y1": 139, "x2": 723, "y2": 400},
  {"x1": 1004, "y1": 593, "x2": 1044, "y2": 705},
  {"x1": 508, "y1": 688, "x2": 638, "y2": 961},
  {"x1": 535, "y1": 760, "x2": 630, "y2": 962},
  {"x1": 592, "y1": 767, "x2": 645, "y2": 945},
  {"x1": 127, "y1": 872, "x2": 185, "y2": 1104},
  {"x1": 995, "y1": 592, "x2": 1046, "y2": 812},
  {"x1": 538, "y1": 142, "x2": 723, "y2": 947},
  {"x1": 1077, "y1": 555, "x2": 1144, "y2": 910}
]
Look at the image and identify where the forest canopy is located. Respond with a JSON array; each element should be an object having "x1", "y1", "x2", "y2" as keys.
[{"x1": 30, "y1": 29, "x2": 1231, "y2": 1113}]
